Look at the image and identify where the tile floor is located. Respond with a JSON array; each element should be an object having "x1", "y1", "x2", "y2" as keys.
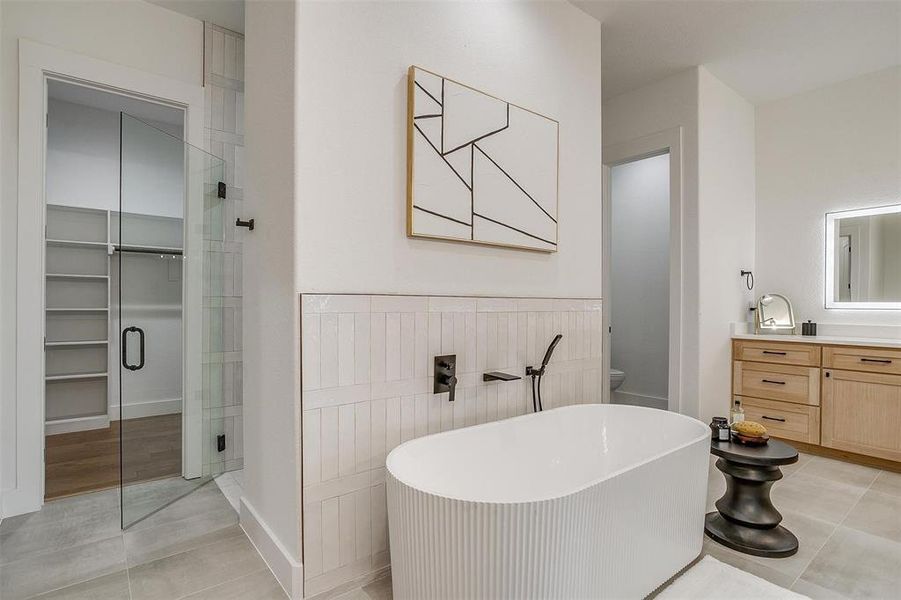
[{"x1": 1, "y1": 455, "x2": 899, "y2": 599}]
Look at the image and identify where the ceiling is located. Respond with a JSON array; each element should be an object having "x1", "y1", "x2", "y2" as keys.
[
  {"x1": 48, "y1": 79, "x2": 185, "y2": 128},
  {"x1": 145, "y1": 0, "x2": 244, "y2": 33},
  {"x1": 575, "y1": 0, "x2": 901, "y2": 104}
]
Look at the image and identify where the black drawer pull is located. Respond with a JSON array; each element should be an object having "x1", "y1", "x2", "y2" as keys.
[
  {"x1": 762, "y1": 350, "x2": 787, "y2": 356},
  {"x1": 762, "y1": 415, "x2": 786, "y2": 422},
  {"x1": 860, "y1": 358, "x2": 892, "y2": 364},
  {"x1": 761, "y1": 379, "x2": 786, "y2": 385}
]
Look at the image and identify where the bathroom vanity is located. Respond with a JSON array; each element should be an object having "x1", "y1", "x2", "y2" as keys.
[{"x1": 732, "y1": 335, "x2": 901, "y2": 467}]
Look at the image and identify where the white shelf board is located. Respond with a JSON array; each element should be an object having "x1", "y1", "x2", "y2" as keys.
[
  {"x1": 46, "y1": 238, "x2": 108, "y2": 249},
  {"x1": 46, "y1": 273, "x2": 108, "y2": 280},
  {"x1": 45, "y1": 340, "x2": 108, "y2": 347},
  {"x1": 46, "y1": 307, "x2": 109, "y2": 313},
  {"x1": 45, "y1": 414, "x2": 110, "y2": 435},
  {"x1": 45, "y1": 372, "x2": 108, "y2": 381}
]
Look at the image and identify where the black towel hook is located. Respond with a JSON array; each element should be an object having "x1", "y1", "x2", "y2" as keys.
[{"x1": 740, "y1": 270, "x2": 754, "y2": 290}]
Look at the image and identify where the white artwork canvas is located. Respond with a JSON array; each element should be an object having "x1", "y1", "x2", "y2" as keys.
[{"x1": 407, "y1": 66, "x2": 559, "y2": 252}]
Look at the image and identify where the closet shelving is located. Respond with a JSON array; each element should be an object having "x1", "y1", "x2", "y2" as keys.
[{"x1": 44, "y1": 204, "x2": 183, "y2": 434}]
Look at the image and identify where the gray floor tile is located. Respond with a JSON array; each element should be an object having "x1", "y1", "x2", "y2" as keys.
[
  {"x1": 781, "y1": 451, "x2": 812, "y2": 477},
  {"x1": 798, "y1": 455, "x2": 880, "y2": 489},
  {"x1": 800, "y1": 526, "x2": 901, "y2": 599},
  {"x1": 0, "y1": 489, "x2": 120, "y2": 565},
  {"x1": 771, "y1": 471, "x2": 866, "y2": 524},
  {"x1": 124, "y1": 478, "x2": 219, "y2": 530},
  {"x1": 124, "y1": 507, "x2": 240, "y2": 567},
  {"x1": 870, "y1": 470, "x2": 901, "y2": 498},
  {"x1": 30, "y1": 570, "x2": 131, "y2": 600},
  {"x1": 700, "y1": 538, "x2": 797, "y2": 590},
  {"x1": 842, "y1": 489, "x2": 901, "y2": 543},
  {"x1": 182, "y1": 568, "x2": 287, "y2": 599},
  {"x1": 360, "y1": 575, "x2": 393, "y2": 600},
  {"x1": 0, "y1": 536, "x2": 126, "y2": 600},
  {"x1": 128, "y1": 533, "x2": 266, "y2": 600},
  {"x1": 790, "y1": 577, "x2": 851, "y2": 600},
  {"x1": 741, "y1": 509, "x2": 836, "y2": 580}
]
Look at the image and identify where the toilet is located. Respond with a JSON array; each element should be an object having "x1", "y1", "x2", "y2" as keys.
[{"x1": 610, "y1": 368, "x2": 626, "y2": 391}]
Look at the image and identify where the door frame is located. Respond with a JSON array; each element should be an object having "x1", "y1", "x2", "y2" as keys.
[
  {"x1": 602, "y1": 127, "x2": 683, "y2": 413},
  {"x1": 7, "y1": 40, "x2": 204, "y2": 518}
]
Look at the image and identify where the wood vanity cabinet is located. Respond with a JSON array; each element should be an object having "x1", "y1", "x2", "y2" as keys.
[
  {"x1": 733, "y1": 339, "x2": 901, "y2": 465},
  {"x1": 822, "y1": 347, "x2": 901, "y2": 462}
]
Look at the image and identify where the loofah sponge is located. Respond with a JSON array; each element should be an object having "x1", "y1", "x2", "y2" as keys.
[{"x1": 732, "y1": 420, "x2": 767, "y2": 438}]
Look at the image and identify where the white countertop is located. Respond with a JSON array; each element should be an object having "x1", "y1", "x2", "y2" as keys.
[{"x1": 732, "y1": 333, "x2": 901, "y2": 349}]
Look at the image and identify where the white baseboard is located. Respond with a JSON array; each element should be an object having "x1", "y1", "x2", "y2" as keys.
[
  {"x1": 109, "y1": 397, "x2": 182, "y2": 421},
  {"x1": 612, "y1": 390, "x2": 668, "y2": 410},
  {"x1": 240, "y1": 497, "x2": 304, "y2": 599}
]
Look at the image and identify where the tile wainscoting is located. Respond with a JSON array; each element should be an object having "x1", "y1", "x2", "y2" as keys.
[{"x1": 300, "y1": 294, "x2": 604, "y2": 597}]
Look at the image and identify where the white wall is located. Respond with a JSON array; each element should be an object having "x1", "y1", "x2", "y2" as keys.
[
  {"x1": 296, "y1": 1, "x2": 602, "y2": 298},
  {"x1": 1, "y1": 0, "x2": 202, "y2": 510},
  {"x1": 756, "y1": 66, "x2": 901, "y2": 326},
  {"x1": 603, "y1": 68, "x2": 700, "y2": 417},
  {"x1": 242, "y1": 0, "x2": 301, "y2": 587},
  {"x1": 697, "y1": 67, "x2": 756, "y2": 425},
  {"x1": 610, "y1": 154, "x2": 669, "y2": 407},
  {"x1": 47, "y1": 98, "x2": 184, "y2": 217}
]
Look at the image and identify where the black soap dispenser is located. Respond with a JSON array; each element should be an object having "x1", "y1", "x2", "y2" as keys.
[{"x1": 801, "y1": 320, "x2": 817, "y2": 336}]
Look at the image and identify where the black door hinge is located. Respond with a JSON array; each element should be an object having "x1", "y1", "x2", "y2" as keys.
[
  {"x1": 218, "y1": 181, "x2": 226, "y2": 199},
  {"x1": 217, "y1": 434, "x2": 226, "y2": 452}
]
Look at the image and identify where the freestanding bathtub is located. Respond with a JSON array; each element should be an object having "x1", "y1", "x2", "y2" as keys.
[{"x1": 386, "y1": 404, "x2": 710, "y2": 599}]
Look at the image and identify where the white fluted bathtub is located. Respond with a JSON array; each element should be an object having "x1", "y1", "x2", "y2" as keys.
[{"x1": 386, "y1": 404, "x2": 710, "y2": 599}]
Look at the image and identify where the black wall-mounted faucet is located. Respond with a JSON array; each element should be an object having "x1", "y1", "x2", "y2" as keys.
[{"x1": 434, "y1": 354, "x2": 457, "y2": 401}]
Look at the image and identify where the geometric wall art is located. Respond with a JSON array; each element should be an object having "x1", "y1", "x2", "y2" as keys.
[{"x1": 406, "y1": 66, "x2": 559, "y2": 252}]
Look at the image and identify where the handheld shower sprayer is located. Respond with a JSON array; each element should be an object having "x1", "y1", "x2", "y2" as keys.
[{"x1": 527, "y1": 334, "x2": 563, "y2": 412}]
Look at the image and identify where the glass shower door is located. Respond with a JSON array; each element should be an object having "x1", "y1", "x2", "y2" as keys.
[{"x1": 118, "y1": 112, "x2": 225, "y2": 528}]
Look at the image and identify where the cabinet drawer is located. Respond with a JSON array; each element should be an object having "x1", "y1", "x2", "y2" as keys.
[
  {"x1": 823, "y1": 346, "x2": 901, "y2": 375},
  {"x1": 733, "y1": 361, "x2": 819, "y2": 405},
  {"x1": 736, "y1": 396, "x2": 820, "y2": 444},
  {"x1": 822, "y1": 369, "x2": 901, "y2": 462},
  {"x1": 733, "y1": 340, "x2": 820, "y2": 367}
]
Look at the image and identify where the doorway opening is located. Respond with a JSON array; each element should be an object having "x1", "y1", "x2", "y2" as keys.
[
  {"x1": 607, "y1": 153, "x2": 670, "y2": 410},
  {"x1": 42, "y1": 78, "x2": 224, "y2": 528}
]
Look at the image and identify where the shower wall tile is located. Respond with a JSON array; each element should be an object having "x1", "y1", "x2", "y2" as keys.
[
  {"x1": 204, "y1": 22, "x2": 244, "y2": 476},
  {"x1": 300, "y1": 294, "x2": 604, "y2": 597}
]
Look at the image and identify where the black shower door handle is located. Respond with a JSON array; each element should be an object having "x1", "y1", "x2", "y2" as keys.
[{"x1": 122, "y1": 326, "x2": 145, "y2": 371}]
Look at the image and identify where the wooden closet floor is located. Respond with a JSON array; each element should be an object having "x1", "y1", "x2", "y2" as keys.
[{"x1": 44, "y1": 414, "x2": 182, "y2": 500}]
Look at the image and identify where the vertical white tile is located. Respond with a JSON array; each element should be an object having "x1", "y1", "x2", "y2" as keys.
[
  {"x1": 583, "y1": 311, "x2": 592, "y2": 359},
  {"x1": 338, "y1": 494, "x2": 355, "y2": 567},
  {"x1": 371, "y1": 483, "x2": 388, "y2": 554},
  {"x1": 370, "y1": 313, "x2": 386, "y2": 383},
  {"x1": 506, "y1": 312, "x2": 518, "y2": 369},
  {"x1": 320, "y1": 314, "x2": 339, "y2": 388},
  {"x1": 338, "y1": 404, "x2": 355, "y2": 477},
  {"x1": 414, "y1": 312, "x2": 429, "y2": 377},
  {"x1": 496, "y1": 384, "x2": 508, "y2": 420},
  {"x1": 385, "y1": 313, "x2": 401, "y2": 381},
  {"x1": 354, "y1": 487, "x2": 371, "y2": 560},
  {"x1": 428, "y1": 393, "x2": 442, "y2": 434},
  {"x1": 400, "y1": 395, "x2": 415, "y2": 442},
  {"x1": 497, "y1": 313, "x2": 509, "y2": 368},
  {"x1": 476, "y1": 386, "x2": 488, "y2": 424},
  {"x1": 236, "y1": 38, "x2": 245, "y2": 81},
  {"x1": 400, "y1": 313, "x2": 415, "y2": 380},
  {"x1": 441, "y1": 313, "x2": 454, "y2": 353},
  {"x1": 486, "y1": 313, "x2": 498, "y2": 370},
  {"x1": 428, "y1": 313, "x2": 442, "y2": 365},
  {"x1": 303, "y1": 501, "x2": 323, "y2": 578},
  {"x1": 517, "y1": 312, "x2": 528, "y2": 367},
  {"x1": 321, "y1": 407, "x2": 339, "y2": 482},
  {"x1": 453, "y1": 313, "x2": 466, "y2": 372},
  {"x1": 560, "y1": 311, "x2": 571, "y2": 362},
  {"x1": 415, "y1": 393, "x2": 430, "y2": 438},
  {"x1": 452, "y1": 386, "x2": 466, "y2": 429},
  {"x1": 486, "y1": 385, "x2": 498, "y2": 422},
  {"x1": 211, "y1": 29, "x2": 224, "y2": 76},
  {"x1": 370, "y1": 398, "x2": 386, "y2": 468},
  {"x1": 591, "y1": 310, "x2": 603, "y2": 359},
  {"x1": 223, "y1": 32, "x2": 237, "y2": 79},
  {"x1": 386, "y1": 396, "x2": 401, "y2": 452},
  {"x1": 465, "y1": 386, "x2": 478, "y2": 426},
  {"x1": 302, "y1": 314, "x2": 321, "y2": 391},
  {"x1": 303, "y1": 409, "x2": 321, "y2": 486},
  {"x1": 338, "y1": 313, "x2": 355, "y2": 387},
  {"x1": 526, "y1": 312, "x2": 537, "y2": 365},
  {"x1": 321, "y1": 497, "x2": 339, "y2": 572},
  {"x1": 355, "y1": 402, "x2": 370, "y2": 473},
  {"x1": 354, "y1": 313, "x2": 370, "y2": 384},
  {"x1": 441, "y1": 393, "x2": 454, "y2": 431},
  {"x1": 464, "y1": 312, "x2": 477, "y2": 374}
]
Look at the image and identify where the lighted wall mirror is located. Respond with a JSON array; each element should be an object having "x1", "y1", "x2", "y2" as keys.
[{"x1": 825, "y1": 203, "x2": 901, "y2": 309}]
